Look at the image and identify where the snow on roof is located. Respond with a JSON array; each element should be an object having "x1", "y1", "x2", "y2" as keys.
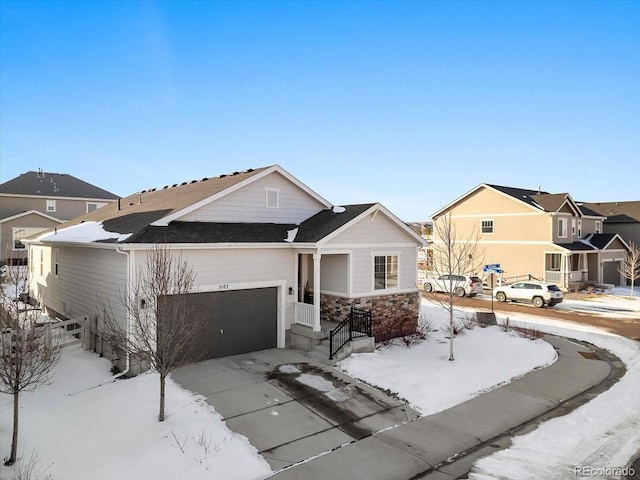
[
  {"x1": 37, "y1": 221, "x2": 132, "y2": 243},
  {"x1": 284, "y1": 227, "x2": 299, "y2": 243},
  {"x1": 332, "y1": 206, "x2": 346, "y2": 213}
]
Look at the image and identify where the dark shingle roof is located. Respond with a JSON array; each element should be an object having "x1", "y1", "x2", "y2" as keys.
[
  {"x1": 555, "y1": 242, "x2": 596, "y2": 251},
  {"x1": 0, "y1": 171, "x2": 120, "y2": 199},
  {"x1": 124, "y1": 222, "x2": 297, "y2": 244},
  {"x1": 295, "y1": 204, "x2": 376, "y2": 242},
  {"x1": 584, "y1": 233, "x2": 619, "y2": 249},
  {"x1": 487, "y1": 184, "x2": 576, "y2": 213},
  {"x1": 580, "y1": 201, "x2": 640, "y2": 223},
  {"x1": 95, "y1": 204, "x2": 376, "y2": 244}
]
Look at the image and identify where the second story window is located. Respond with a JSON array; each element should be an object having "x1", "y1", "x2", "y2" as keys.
[
  {"x1": 558, "y1": 218, "x2": 567, "y2": 238},
  {"x1": 46, "y1": 200, "x2": 56, "y2": 212},
  {"x1": 87, "y1": 202, "x2": 107, "y2": 213},
  {"x1": 481, "y1": 220, "x2": 494, "y2": 234},
  {"x1": 595, "y1": 220, "x2": 601, "y2": 234}
]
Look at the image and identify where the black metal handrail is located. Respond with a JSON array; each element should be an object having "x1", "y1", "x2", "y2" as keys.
[{"x1": 329, "y1": 307, "x2": 372, "y2": 359}]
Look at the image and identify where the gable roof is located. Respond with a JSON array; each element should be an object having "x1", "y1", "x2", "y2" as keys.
[
  {"x1": 432, "y1": 183, "x2": 589, "y2": 219},
  {"x1": 555, "y1": 233, "x2": 629, "y2": 252},
  {"x1": 0, "y1": 171, "x2": 119, "y2": 200},
  {"x1": 0, "y1": 209, "x2": 65, "y2": 225},
  {"x1": 34, "y1": 166, "x2": 277, "y2": 240},
  {"x1": 579, "y1": 201, "x2": 640, "y2": 223}
]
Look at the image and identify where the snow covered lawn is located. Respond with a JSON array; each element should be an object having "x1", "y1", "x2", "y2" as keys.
[
  {"x1": 0, "y1": 345, "x2": 271, "y2": 480},
  {"x1": 338, "y1": 299, "x2": 558, "y2": 416}
]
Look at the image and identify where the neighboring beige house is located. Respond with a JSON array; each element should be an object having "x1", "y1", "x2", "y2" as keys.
[
  {"x1": 432, "y1": 184, "x2": 631, "y2": 290},
  {"x1": 0, "y1": 170, "x2": 119, "y2": 263},
  {"x1": 408, "y1": 221, "x2": 433, "y2": 280},
  {"x1": 25, "y1": 165, "x2": 426, "y2": 368}
]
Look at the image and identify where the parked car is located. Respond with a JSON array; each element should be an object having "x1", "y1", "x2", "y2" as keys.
[
  {"x1": 494, "y1": 281, "x2": 563, "y2": 308},
  {"x1": 423, "y1": 274, "x2": 483, "y2": 297}
]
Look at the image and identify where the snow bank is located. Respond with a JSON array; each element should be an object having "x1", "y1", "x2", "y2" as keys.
[{"x1": 0, "y1": 345, "x2": 271, "y2": 480}]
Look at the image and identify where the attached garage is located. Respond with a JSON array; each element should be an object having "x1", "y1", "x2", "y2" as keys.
[
  {"x1": 603, "y1": 261, "x2": 621, "y2": 285},
  {"x1": 180, "y1": 287, "x2": 278, "y2": 361}
]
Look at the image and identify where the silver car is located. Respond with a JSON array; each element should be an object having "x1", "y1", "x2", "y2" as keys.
[
  {"x1": 423, "y1": 274, "x2": 483, "y2": 297},
  {"x1": 494, "y1": 281, "x2": 563, "y2": 308}
]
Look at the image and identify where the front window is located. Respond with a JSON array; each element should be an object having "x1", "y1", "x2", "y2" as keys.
[
  {"x1": 481, "y1": 220, "x2": 494, "y2": 234},
  {"x1": 548, "y1": 253, "x2": 561, "y2": 271},
  {"x1": 595, "y1": 221, "x2": 601, "y2": 234},
  {"x1": 46, "y1": 200, "x2": 56, "y2": 212},
  {"x1": 13, "y1": 227, "x2": 47, "y2": 250},
  {"x1": 374, "y1": 255, "x2": 398, "y2": 290}
]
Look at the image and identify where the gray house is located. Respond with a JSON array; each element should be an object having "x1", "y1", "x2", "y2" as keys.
[
  {"x1": 0, "y1": 170, "x2": 119, "y2": 263},
  {"x1": 579, "y1": 201, "x2": 640, "y2": 249},
  {"x1": 26, "y1": 165, "x2": 426, "y2": 369}
]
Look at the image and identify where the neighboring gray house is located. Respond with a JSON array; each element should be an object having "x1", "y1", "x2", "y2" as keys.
[
  {"x1": 579, "y1": 201, "x2": 640, "y2": 249},
  {"x1": 0, "y1": 170, "x2": 119, "y2": 263},
  {"x1": 26, "y1": 165, "x2": 426, "y2": 369}
]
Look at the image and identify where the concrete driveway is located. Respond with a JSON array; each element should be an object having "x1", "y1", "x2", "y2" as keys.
[{"x1": 171, "y1": 347, "x2": 420, "y2": 470}]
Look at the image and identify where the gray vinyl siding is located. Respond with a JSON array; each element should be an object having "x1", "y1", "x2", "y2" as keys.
[
  {"x1": 320, "y1": 254, "x2": 348, "y2": 294},
  {"x1": 349, "y1": 246, "x2": 418, "y2": 294},
  {"x1": 32, "y1": 245, "x2": 127, "y2": 327},
  {"x1": 328, "y1": 211, "x2": 417, "y2": 245},
  {"x1": 0, "y1": 213, "x2": 60, "y2": 262},
  {"x1": 134, "y1": 247, "x2": 297, "y2": 329},
  {"x1": 0, "y1": 195, "x2": 115, "y2": 222},
  {"x1": 180, "y1": 172, "x2": 326, "y2": 224}
]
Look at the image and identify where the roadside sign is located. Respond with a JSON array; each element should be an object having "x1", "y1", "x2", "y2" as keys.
[{"x1": 483, "y1": 263, "x2": 502, "y2": 274}]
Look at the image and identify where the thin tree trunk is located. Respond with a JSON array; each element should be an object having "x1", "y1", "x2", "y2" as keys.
[
  {"x1": 159, "y1": 374, "x2": 166, "y2": 422},
  {"x1": 8, "y1": 390, "x2": 19, "y2": 465},
  {"x1": 449, "y1": 302, "x2": 455, "y2": 361}
]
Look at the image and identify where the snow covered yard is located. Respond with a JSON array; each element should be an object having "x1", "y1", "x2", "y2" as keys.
[
  {"x1": 338, "y1": 299, "x2": 558, "y2": 416},
  {"x1": 0, "y1": 345, "x2": 271, "y2": 480}
]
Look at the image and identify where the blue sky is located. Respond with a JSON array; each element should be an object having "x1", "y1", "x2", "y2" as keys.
[{"x1": 1, "y1": 0, "x2": 639, "y2": 220}]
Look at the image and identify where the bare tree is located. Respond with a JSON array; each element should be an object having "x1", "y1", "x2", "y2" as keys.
[
  {"x1": 618, "y1": 240, "x2": 640, "y2": 298},
  {"x1": 427, "y1": 212, "x2": 483, "y2": 361},
  {"x1": 0, "y1": 254, "x2": 62, "y2": 466},
  {"x1": 100, "y1": 243, "x2": 207, "y2": 422}
]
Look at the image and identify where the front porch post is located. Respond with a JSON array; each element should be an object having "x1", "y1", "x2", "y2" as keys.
[{"x1": 313, "y1": 253, "x2": 321, "y2": 332}]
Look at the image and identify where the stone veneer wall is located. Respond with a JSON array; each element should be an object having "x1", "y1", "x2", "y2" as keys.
[{"x1": 320, "y1": 292, "x2": 420, "y2": 342}]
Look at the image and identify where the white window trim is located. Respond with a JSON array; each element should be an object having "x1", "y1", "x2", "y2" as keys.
[
  {"x1": 265, "y1": 188, "x2": 280, "y2": 208},
  {"x1": 558, "y1": 217, "x2": 568, "y2": 238},
  {"x1": 86, "y1": 201, "x2": 107, "y2": 213},
  {"x1": 595, "y1": 220, "x2": 601, "y2": 234},
  {"x1": 371, "y1": 252, "x2": 401, "y2": 292},
  {"x1": 480, "y1": 219, "x2": 494, "y2": 234},
  {"x1": 46, "y1": 200, "x2": 57, "y2": 212}
]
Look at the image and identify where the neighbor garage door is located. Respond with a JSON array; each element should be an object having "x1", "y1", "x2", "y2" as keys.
[
  {"x1": 180, "y1": 287, "x2": 278, "y2": 361},
  {"x1": 603, "y1": 262, "x2": 620, "y2": 285}
]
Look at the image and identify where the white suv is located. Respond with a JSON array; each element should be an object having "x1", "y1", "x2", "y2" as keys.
[
  {"x1": 494, "y1": 281, "x2": 563, "y2": 308},
  {"x1": 423, "y1": 274, "x2": 483, "y2": 297}
]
